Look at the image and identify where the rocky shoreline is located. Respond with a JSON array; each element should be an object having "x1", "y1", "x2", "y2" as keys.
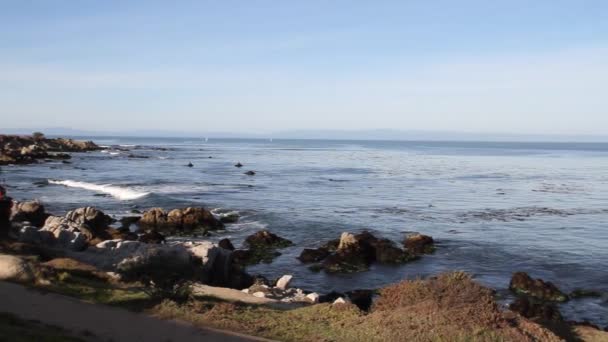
[
  {"x1": 3, "y1": 196, "x2": 607, "y2": 334},
  {"x1": 0, "y1": 133, "x2": 101, "y2": 166},
  {"x1": 0, "y1": 134, "x2": 606, "y2": 340}
]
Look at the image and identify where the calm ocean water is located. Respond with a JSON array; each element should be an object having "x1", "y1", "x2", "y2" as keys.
[{"x1": 2, "y1": 137, "x2": 607, "y2": 326}]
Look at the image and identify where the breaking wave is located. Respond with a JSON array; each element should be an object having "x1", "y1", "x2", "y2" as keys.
[{"x1": 48, "y1": 179, "x2": 150, "y2": 200}]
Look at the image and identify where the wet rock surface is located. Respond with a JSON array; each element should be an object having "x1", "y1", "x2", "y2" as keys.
[
  {"x1": 139, "y1": 207, "x2": 224, "y2": 233},
  {"x1": 303, "y1": 231, "x2": 422, "y2": 273},
  {"x1": 0, "y1": 134, "x2": 100, "y2": 165},
  {"x1": 509, "y1": 272, "x2": 569, "y2": 302},
  {"x1": 403, "y1": 233, "x2": 435, "y2": 255}
]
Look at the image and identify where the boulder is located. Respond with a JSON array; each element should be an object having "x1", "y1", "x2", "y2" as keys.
[
  {"x1": 298, "y1": 247, "x2": 330, "y2": 263},
  {"x1": 346, "y1": 289, "x2": 374, "y2": 311},
  {"x1": 333, "y1": 297, "x2": 348, "y2": 305},
  {"x1": 244, "y1": 230, "x2": 293, "y2": 249},
  {"x1": 39, "y1": 216, "x2": 89, "y2": 251},
  {"x1": 119, "y1": 216, "x2": 141, "y2": 230},
  {"x1": 140, "y1": 207, "x2": 224, "y2": 232},
  {"x1": 167, "y1": 207, "x2": 224, "y2": 231},
  {"x1": 306, "y1": 292, "x2": 320, "y2": 303},
  {"x1": 139, "y1": 208, "x2": 168, "y2": 227},
  {"x1": 275, "y1": 275, "x2": 293, "y2": 290},
  {"x1": 509, "y1": 272, "x2": 568, "y2": 302},
  {"x1": 218, "y1": 238, "x2": 235, "y2": 251},
  {"x1": 316, "y1": 231, "x2": 418, "y2": 273},
  {"x1": 234, "y1": 230, "x2": 293, "y2": 265},
  {"x1": 138, "y1": 231, "x2": 165, "y2": 244},
  {"x1": 218, "y1": 212, "x2": 240, "y2": 224},
  {"x1": 64, "y1": 207, "x2": 113, "y2": 233},
  {"x1": 0, "y1": 254, "x2": 35, "y2": 282},
  {"x1": 320, "y1": 231, "x2": 377, "y2": 273},
  {"x1": 18, "y1": 226, "x2": 54, "y2": 245},
  {"x1": 509, "y1": 296, "x2": 563, "y2": 321},
  {"x1": 403, "y1": 233, "x2": 435, "y2": 254},
  {"x1": 10, "y1": 201, "x2": 48, "y2": 227},
  {"x1": 371, "y1": 239, "x2": 413, "y2": 263}
]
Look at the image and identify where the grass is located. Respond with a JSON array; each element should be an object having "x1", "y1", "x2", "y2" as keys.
[{"x1": 28, "y1": 259, "x2": 569, "y2": 342}]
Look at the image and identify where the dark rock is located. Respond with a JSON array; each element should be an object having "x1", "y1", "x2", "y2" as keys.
[
  {"x1": 187, "y1": 162, "x2": 193, "y2": 167},
  {"x1": 235, "y1": 162, "x2": 243, "y2": 168},
  {"x1": 138, "y1": 231, "x2": 165, "y2": 244},
  {"x1": 232, "y1": 230, "x2": 292, "y2": 265},
  {"x1": 119, "y1": 216, "x2": 140, "y2": 230},
  {"x1": 218, "y1": 238, "x2": 235, "y2": 251},
  {"x1": 218, "y1": 212, "x2": 239, "y2": 224},
  {"x1": 346, "y1": 289, "x2": 374, "y2": 311},
  {"x1": 167, "y1": 207, "x2": 224, "y2": 231},
  {"x1": 403, "y1": 233, "x2": 435, "y2": 254},
  {"x1": 244, "y1": 230, "x2": 293, "y2": 250},
  {"x1": 244, "y1": 170, "x2": 255, "y2": 176},
  {"x1": 314, "y1": 231, "x2": 420, "y2": 273},
  {"x1": 10, "y1": 201, "x2": 48, "y2": 227},
  {"x1": 569, "y1": 289, "x2": 602, "y2": 299},
  {"x1": 371, "y1": 238, "x2": 414, "y2": 264},
  {"x1": 319, "y1": 291, "x2": 344, "y2": 303},
  {"x1": 298, "y1": 247, "x2": 330, "y2": 263},
  {"x1": 64, "y1": 207, "x2": 113, "y2": 234},
  {"x1": 509, "y1": 296, "x2": 563, "y2": 321},
  {"x1": 509, "y1": 272, "x2": 569, "y2": 302}
]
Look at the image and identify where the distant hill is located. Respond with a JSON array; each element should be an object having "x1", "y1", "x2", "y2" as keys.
[{"x1": 2, "y1": 127, "x2": 607, "y2": 142}]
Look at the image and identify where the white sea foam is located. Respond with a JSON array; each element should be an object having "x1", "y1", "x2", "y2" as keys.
[{"x1": 48, "y1": 180, "x2": 150, "y2": 200}]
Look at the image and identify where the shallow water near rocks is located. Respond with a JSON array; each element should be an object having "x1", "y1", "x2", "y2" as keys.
[{"x1": 3, "y1": 137, "x2": 608, "y2": 327}]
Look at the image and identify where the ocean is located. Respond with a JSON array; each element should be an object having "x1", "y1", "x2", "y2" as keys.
[{"x1": 2, "y1": 137, "x2": 607, "y2": 326}]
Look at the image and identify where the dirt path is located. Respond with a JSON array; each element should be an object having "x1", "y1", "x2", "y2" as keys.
[{"x1": 0, "y1": 281, "x2": 271, "y2": 342}]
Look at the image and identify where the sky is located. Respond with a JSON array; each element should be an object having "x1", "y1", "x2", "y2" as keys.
[{"x1": 1, "y1": 1, "x2": 607, "y2": 136}]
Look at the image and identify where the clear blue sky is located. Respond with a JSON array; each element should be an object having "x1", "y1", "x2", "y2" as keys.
[{"x1": 1, "y1": 1, "x2": 607, "y2": 135}]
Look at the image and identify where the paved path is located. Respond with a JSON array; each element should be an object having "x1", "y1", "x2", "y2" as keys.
[{"x1": 0, "y1": 281, "x2": 272, "y2": 342}]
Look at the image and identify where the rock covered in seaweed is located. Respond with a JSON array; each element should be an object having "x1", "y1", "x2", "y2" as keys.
[
  {"x1": 403, "y1": 233, "x2": 435, "y2": 254},
  {"x1": 303, "y1": 231, "x2": 419, "y2": 273},
  {"x1": 509, "y1": 272, "x2": 569, "y2": 302},
  {"x1": 232, "y1": 230, "x2": 293, "y2": 266}
]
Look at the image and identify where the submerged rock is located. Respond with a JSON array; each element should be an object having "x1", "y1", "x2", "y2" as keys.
[
  {"x1": 138, "y1": 230, "x2": 165, "y2": 244},
  {"x1": 509, "y1": 272, "x2": 569, "y2": 302},
  {"x1": 232, "y1": 230, "x2": 293, "y2": 266},
  {"x1": 403, "y1": 233, "x2": 435, "y2": 254},
  {"x1": 509, "y1": 296, "x2": 563, "y2": 322},
  {"x1": 298, "y1": 247, "x2": 330, "y2": 263},
  {"x1": 316, "y1": 231, "x2": 415, "y2": 273},
  {"x1": 244, "y1": 230, "x2": 293, "y2": 250}
]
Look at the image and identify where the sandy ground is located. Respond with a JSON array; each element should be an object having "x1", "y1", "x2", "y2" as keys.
[{"x1": 0, "y1": 281, "x2": 272, "y2": 342}]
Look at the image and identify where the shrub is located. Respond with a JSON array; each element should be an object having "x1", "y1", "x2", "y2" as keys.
[{"x1": 118, "y1": 254, "x2": 196, "y2": 302}]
